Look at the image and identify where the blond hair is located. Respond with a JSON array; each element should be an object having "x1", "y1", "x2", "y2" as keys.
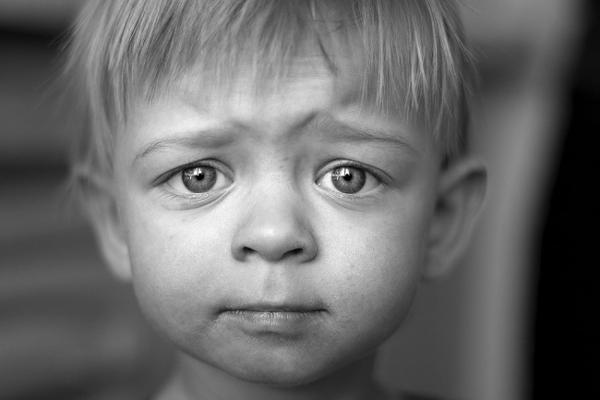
[{"x1": 64, "y1": 0, "x2": 472, "y2": 200}]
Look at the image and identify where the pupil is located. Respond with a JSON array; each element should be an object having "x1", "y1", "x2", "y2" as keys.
[{"x1": 193, "y1": 170, "x2": 205, "y2": 180}]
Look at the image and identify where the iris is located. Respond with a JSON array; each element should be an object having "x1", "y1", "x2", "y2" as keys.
[
  {"x1": 182, "y1": 166, "x2": 217, "y2": 193},
  {"x1": 331, "y1": 167, "x2": 366, "y2": 194}
]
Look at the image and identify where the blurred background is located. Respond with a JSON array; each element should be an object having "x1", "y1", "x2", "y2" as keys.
[{"x1": 0, "y1": 0, "x2": 596, "y2": 399}]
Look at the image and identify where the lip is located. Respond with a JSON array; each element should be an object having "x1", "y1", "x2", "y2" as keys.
[{"x1": 218, "y1": 302, "x2": 327, "y2": 336}]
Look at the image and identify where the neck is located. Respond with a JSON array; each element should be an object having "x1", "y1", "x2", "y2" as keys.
[{"x1": 154, "y1": 352, "x2": 390, "y2": 400}]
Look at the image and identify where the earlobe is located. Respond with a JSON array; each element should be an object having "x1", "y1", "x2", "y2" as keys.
[
  {"x1": 83, "y1": 177, "x2": 132, "y2": 282},
  {"x1": 424, "y1": 158, "x2": 487, "y2": 280}
]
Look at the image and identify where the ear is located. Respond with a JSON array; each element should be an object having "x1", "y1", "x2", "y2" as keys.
[
  {"x1": 83, "y1": 176, "x2": 132, "y2": 282},
  {"x1": 424, "y1": 158, "x2": 487, "y2": 280}
]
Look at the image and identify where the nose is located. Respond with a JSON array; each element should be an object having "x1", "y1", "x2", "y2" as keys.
[{"x1": 231, "y1": 191, "x2": 318, "y2": 264}]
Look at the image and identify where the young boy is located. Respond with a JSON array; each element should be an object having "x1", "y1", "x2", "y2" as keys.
[{"x1": 65, "y1": 1, "x2": 486, "y2": 399}]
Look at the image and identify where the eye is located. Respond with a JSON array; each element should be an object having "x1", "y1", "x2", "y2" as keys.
[
  {"x1": 316, "y1": 164, "x2": 381, "y2": 195},
  {"x1": 164, "y1": 163, "x2": 232, "y2": 195}
]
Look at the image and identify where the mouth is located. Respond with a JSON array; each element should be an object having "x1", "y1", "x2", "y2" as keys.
[{"x1": 218, "y1": 303, "x2": 327, "y2": 336}]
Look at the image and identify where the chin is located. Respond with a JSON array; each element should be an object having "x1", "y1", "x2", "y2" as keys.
[
  {"x1": 215, "y1": 349, "x2": 337, "y2": 387},
  {"x1": 235, "y1": 369, "x2": 320, "y2": 387}
]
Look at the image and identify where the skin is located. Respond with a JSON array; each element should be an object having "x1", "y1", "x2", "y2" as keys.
[{"x1": 97, "y1": 57, "x2": 484, "y2": 400}]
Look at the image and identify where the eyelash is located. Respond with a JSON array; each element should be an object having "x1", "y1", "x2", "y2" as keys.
[
  {"x1": 155, "y1": 159, "x2": 217, "y2": 184},
  {"x1": 315, "y1": 160, "x2": 387, "y2": 196},
  {"x1": 154, "y1": 159, "x2": 233, "y2": 200}
]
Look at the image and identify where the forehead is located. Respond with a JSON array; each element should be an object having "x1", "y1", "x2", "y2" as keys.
[
  {"x1": 135, "y1": 17, "x2": 407, "y2": 127},
  {"x1": 122, "y1": 54, "x2": 434, "y2": 169},
  {"x1": 168, "y1": 55, "x2": 365, "y2": 122}
]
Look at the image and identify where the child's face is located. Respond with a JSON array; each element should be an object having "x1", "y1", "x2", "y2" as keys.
[{"x1": 110, "y1": 58, "x2": 442, "y2": 385}]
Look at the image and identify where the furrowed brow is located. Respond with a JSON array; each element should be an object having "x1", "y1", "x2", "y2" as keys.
[
  {"x1": 133, "y1": 128, "x2": 236, "y2": 166},
  {"x1": 311, "y1": 115, "x2": 420, "y2": 155}
]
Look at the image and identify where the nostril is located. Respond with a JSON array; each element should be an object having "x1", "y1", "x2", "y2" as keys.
[
  {"x1": 232, "y1": 220, "x2": 318, "y2": 262},
  {"x1": 285, "y1": 248, "x2": 304, "y2": 257},
  {"x1": 237, "y1": 244, "x2": 305, "y2": 262},
  {"x1": 242, "y1": 246, "x2": 255, "y2": 255}
]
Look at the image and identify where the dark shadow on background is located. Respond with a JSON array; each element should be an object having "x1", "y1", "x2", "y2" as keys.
[{"x1": 531, "y1": 1, "x2": 599, "y2": 398}]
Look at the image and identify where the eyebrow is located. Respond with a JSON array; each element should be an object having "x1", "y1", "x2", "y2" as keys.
[
  {"x1": 133, "y1": 113, "x2": 418, "y2": 166},
  {"x1": 133, "y1": 127, "x2": 237, "y2": 165},
  {"x1": 310, "y1": 115, "x2": 420, "y2": 155}
]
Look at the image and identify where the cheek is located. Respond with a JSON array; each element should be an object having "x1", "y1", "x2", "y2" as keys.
[
  {"x1": 121, "y1": 202, "x2": 232, "y2": 336},
  {"x1": 316, "y1": 202, "x2": 431, "y2": 337}
]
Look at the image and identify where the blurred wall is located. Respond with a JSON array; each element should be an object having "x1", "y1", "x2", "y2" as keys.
[
  {"x1": 0, "y1": 1, "x2": 174, "y2": 398},
  {"x1": 532, "y1": 2, "x2": 600, "y2": 398}
]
